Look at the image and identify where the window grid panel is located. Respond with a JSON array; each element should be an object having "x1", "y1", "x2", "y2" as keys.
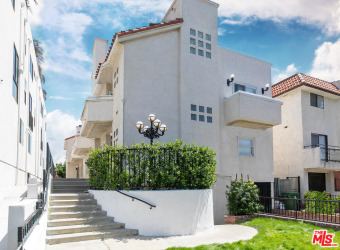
[
  {"x1": 238, "y1": 138, "x2": 254, "y2": 156},
  {"x1": 190, "y1": 47, "x2": 196, "y2": 54},
  {"x1": 206, "y1": 34, "x2": 211, "y2": 41},
  {"x1": 198, "y1": 49, "x2": 204, "y2": 57},
  {"x1": 190, "y1": 28, "x2": 196, "y2": 36},
  {"x1": 206, "y1": 43, "x2": 211, "y2": 50},
  {"x1": 207, "y1": 107, "x2": 212, "y2": 114},
  {"x1": 207, "y1": 116, "x2": 212, "y2": 123},
  {"x1": 206, "y1": 52, "x2": 211, "y2": 59},
  {"x1": 191, "y1": 104, "x2": 197, "y2": 111},
  {"x1": 191, "y1": 114, "x2": 197, "y2": 121},
  {"x1": 190, "y1": 38, "x2": 196, "y2": 45},
  {"x1": 199, "y1": 115, "x2": 205, "y2": 122},
  {"x1": 198, "y1": 40, "x2": 203, "y2": 47},
  {"x1": 199, "y1": 106, "x2": 204, "y2": 112},
  {"x1": 198, "y1": 31, "x2": 203, "y2": 38}
]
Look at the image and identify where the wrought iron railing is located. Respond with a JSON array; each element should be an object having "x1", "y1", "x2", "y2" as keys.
[
  {"x1": 304, "y1": 144, "x2": 340, "y2": 162},
  {"x1": 259, "y1": 196, "x2": 340, "y2": 224}
]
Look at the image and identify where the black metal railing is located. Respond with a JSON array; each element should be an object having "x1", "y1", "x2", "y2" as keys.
[
  {"x1": 260, "y1": 196, "x2": 340, "y2": 224},
  {"x1": 304, "y1": 144, "x2": 340, "y2": 162}
]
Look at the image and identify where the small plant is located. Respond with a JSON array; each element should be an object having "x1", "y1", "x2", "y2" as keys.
[
  {"x1": 226, "y1": 177, "x2": 263, "y2": 215},
  {"x1": 304, "y1": 191, "x2": 339, "y2": 215}
]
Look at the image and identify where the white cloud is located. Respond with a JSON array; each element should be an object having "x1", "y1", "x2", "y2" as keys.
[
  {"x1": 216, "y1": 0, "x2": 340, "y2": 36},
  {"x1": 272, "y1": 63, "x2": 298, "y2": 83},
  {"x1": 46, "y1": 110, "x2": 81, "y2": 164},
  {"x1": 49, "y1": 96, "x2": 74, "y2": 100},
  {"x1": 309, "y1": 38, "x2": 340, "y2": 82}
]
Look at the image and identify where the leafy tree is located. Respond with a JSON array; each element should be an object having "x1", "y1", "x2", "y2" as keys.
[
  {"x1": 226, "y1": 178, "x2": 263, "y2": 215},
  {"x1": 55, "y1": 162, "x2": 66, "y2": 178}
]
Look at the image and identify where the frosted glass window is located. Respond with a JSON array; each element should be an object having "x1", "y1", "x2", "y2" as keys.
[{"x1": 238, "y1": 138, "x2": 254, "y2": 156}]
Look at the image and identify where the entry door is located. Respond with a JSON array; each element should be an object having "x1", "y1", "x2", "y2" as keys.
[
  {"x1": 312, "y1": 134, "x2": 328, "y2": 161},
  {"x1": 308, "y1": 173, "x2": 326, "y2": 192}
]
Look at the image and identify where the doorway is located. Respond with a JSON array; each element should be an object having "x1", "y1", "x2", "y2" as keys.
[{"x1": 308, "y1": 173, "x2": 326, "y2": 192}]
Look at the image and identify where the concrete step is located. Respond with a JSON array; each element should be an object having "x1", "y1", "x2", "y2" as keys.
[
  {"x1": 50, "y1": 205, "x2": 101, "y2": 213},
  {"x1": 50, "y1": 199, "x2": 97, "y2": 206},
  {"x1": 49, "y1": 211, "x2": 107, "y2": 220},
  {"x1": 46, "y1": 228, "x2": 139, "y2": 244},
  {"x1": 50, "y1": 194, "x2": 93, "y2": 200},
  {"x1": 47, "y1": 216, "x2": 114, "y2": 227},
  {"x1": 53, "y1": 182, "x2": 89, "y2": 186},
  {"x1": 53, "y1": 185, "x2": 89, "y2": 190},
  {"x1": 52, "y1": 190, "x2": 89, "y2": 194},
  {"x1": 46, "y1": 221, "x2": 125, "y2": 236},
  {"x1": 53, "y1": 178, "x2": 89, "y2": 182}
]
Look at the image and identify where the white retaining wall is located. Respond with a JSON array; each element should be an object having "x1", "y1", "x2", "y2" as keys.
[{"x1": 89, "y1": 189, "x2": 214, "y2": 236}]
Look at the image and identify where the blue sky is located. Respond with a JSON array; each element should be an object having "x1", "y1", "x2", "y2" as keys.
[{"x1": 29, "y1": 0, "x2": 340, "y2": 163}]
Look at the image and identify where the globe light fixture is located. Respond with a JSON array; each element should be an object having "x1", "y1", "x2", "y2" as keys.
[{"x1": 136, "y1": 114, "x2": 167, "y2": 145}]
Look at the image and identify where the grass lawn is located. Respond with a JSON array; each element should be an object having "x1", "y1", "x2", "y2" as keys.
[{"x1": 167, "y1": 218, "x2": 340, "y2": 249}]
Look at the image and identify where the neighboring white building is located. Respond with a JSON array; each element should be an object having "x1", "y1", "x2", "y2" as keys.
[
  {"x1": 0, "y1": 0, "x2": 47, "y2": 187},
  {"x1": 67, "y1": 0, "x2": 282, "y2": 224},
  {"x1": 273, "y1": 73, "x2": 340, "y2": 196}
]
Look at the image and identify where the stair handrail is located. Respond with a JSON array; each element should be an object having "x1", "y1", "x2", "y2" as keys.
[{"x1": 88, "y1": 167, "x2": 156, "y2": 209}]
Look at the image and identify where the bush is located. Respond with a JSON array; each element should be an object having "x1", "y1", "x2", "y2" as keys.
[
  {"x1": 304, "y1": 191, "x2": 339, "y2": 214},
  {"x1": 86, "y1": 140, "x2": 217, "y2": 190},
  {"x1": 226, "y1": 178, "x2": 263, "y2": 215},
  {"x1": 55, "y1": 162, "x2": 66, "y2": 178}
]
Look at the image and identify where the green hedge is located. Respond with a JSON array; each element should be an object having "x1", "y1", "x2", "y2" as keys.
[
  {"x1": 304, "y1": 191, "x2": 340, "y2": 215},
  {"x1": 86, "y1": 140, "x2": 217, "y2": 190}
]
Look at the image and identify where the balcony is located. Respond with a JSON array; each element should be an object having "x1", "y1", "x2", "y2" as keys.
[
  {"x1": 72, "y1": 135, "x2": 95, "y2": 156},
  {"x1": 224, "y1": 91, "x2": 282, "y2": 130},
  {"x1": 304, "y1": 145, "x2": 340, "y2": 170},
  {"x1": 81, "y1": 96, "x2": 113, "y2": 138}
]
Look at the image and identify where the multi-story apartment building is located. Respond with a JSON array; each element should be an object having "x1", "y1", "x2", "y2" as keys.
[
  {"x1": 273, "y1": 73, "x2": 340, "y2": 196},
  {"x1": 67, "y1": 0, "x2": 282, "y2": 223},
  {"x1": 0, "y1": 0, "x2": 47, "y2": 187}
]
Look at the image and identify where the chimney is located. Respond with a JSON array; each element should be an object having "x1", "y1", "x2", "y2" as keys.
[
  {"x1": 332, "y1": 80, "x2": 340, "y2": 90},
  {"x1": 92, "y1": 38, "x2": 108, "y2": 76},
  {"x1": 76, "y1": 125, "x2": 82, "y2": 134}
]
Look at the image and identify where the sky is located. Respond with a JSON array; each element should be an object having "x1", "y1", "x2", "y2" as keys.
[{"x1": 28, "y1": 0, "x2": 340, "y2": 163}]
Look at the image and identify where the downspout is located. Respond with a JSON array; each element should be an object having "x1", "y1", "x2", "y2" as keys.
[{"x1": 15, "y1": 1, "x2": 26, "y2": 185}]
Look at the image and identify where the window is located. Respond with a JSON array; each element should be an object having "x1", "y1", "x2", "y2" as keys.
[
  {"x1": 116, "y1": 128, "x2": 118, "y2": 136},
  {"x1": 334, "y1": 172, "x2": 340, "y2": 191},
  {"x1": 190, "y1": 28, "x2": 196, "y2": 36},
  {"x1": 191, "y1": 114, "x2": 197, "y2": 121},
  {"x1": 207, "y1": 116, "x2": 212, "y2": 123},
  {"x1": 238, "y1": 138, "x2": 254, "y2": 156},
  {"x1": 28, "y1": 134, "x2": 31, "y2": 154},
  {"x1": 30, "y1": 56, "x2": 33, "y2": 80},
  {"x1": 24, "y1": 79, "x2": 27, "y2": 105},
  {"x1": 199, "y1": 115, "x2": 204, "y2": 122},
  {"x1": 206, "y1": 43, "x2": 211, "y2": 50},
  {"x1": 13, "y1": 45, "x2": 19, "y2": 103},
  {"x1": 206, "y1": 34, "x2": 211, "y2": 41},
  {"x1": 234, "y1": 83, "x2": 256, "y2": 94},
  {"x1": 190, "y1": 47, "x2": 196, "y2": 54},
  {"x1": 29, "y1": 94, "x2": 33, "y2": 131},
  {"x1": 19, "y1": 119, "x2": 24, "y2": 144},
  {"x1": 191, "y1": 104, "x2": 197, "y2": 111},
  {"x1": 310, "y1": 93, "x2": 324, "y2": 109},
  {"x1": 198, "y1": 40, "x2": 203, "y2": 47},
  {"x1": 199, "y1": 106, "x2": 204, "y2": 112},
  {"x1": 12, "y1": 0, "x2": 15, "y2": 10},
  {"x1": 198, "y1": 31, "x2": 203, "y2": 39},
  {"x1": 206, "y1": 52, "x2": 211, "y2": 59},
  {"x1": 207, "y1": 107, "x2": 212, "y2": 114},
  {"x1": 311, "y1": 134, "x2": 327, "y2": 161},
  {"x1": 198, "y1": 49, "x2": 204, "y2": 57},
  {"x1": 190, "y1": 38, "x2": 196, "y2": 45}
]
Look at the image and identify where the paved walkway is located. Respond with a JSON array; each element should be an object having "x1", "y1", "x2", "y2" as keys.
[{"x1": 46, "y1": 225, "x2": 257, "y2": 250}]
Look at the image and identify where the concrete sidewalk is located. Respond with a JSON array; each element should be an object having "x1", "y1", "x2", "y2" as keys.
[{"x1": 46, "y1": 225, "x2": 257, "y2": 250}]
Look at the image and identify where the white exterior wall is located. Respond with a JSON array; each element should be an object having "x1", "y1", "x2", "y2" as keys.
[
  {"x1": 90, "y1": 189, "x2": 214, "y2": 236},
  {"x1": 0, "y1": 0, "x2": 46, "y2": 188}
]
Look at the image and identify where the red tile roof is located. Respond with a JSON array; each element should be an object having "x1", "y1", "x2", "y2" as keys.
[
  {"x1": 65, "y1": 135, "x2": 75, "y2": 141},
  {"x1": 94, "y1": 18, "x2": 183, "y2": 80},
  {"x1": 272, "y1": 73, "x2": 340, "y2": 98}
]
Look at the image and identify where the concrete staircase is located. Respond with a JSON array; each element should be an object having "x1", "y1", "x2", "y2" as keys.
[
  {"x1": 46, "y1": 179, "x2": 138, "y2": 244},
  {"x1": 52, "y1": 178, "x2": 90, "y2": 193}
]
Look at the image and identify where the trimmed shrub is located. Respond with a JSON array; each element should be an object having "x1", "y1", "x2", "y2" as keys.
[
  {"x1": 86, "y1": 140, "x2": 217, "y2": 190},
  {"x1": 226, "y1": 178, "x2": 263, "y2": 215}
]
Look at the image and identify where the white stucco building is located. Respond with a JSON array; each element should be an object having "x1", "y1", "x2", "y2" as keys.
[
  {"x1": 0, "y1": 0, "x2": 47, "y2": 187},
  {"x1": 273, "y1": 73, "x2": 340, "y2": 197},
  {"x1": 67, "y1": 0, "x2": 282, "y2": 223}
]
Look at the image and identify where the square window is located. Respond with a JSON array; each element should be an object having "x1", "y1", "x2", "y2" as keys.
[
  {"x1": 191, "y1": 114, "x2": 197, "y2": 121},
  {"x1": 198, "y1": 31, "x2": 203, "y2": 38},
  {"x1": 206, "y1": 43, "x2": 211, "y2": 50},
  {"x1": 206, "y1": 34, "x2": 211, "y2": 41},
  {"x1": 191, "y1": 104, "x2": 197, "y2": 111},
  {"x1": 190, "y1": 28, "x2": 196, "y2": 36},
  {"x1": 207, "y1": 116, "x2": 212, "y2": 123},
  {"x1": 206, "y1": 52, "x2": 211, "y2": 59},
  {"x1": 199, "y1": 106, "x2": 204, "y2": 112},
  {"x1": 190, "y1": 47, "x2": 196, "y2": 54},
  {"x1": 198, "y1": 40, "x2": 203, "y2": 47},
  {"x1": 238, "y1": 138, "x2": 254, "y2": 156},
  {"x1": 207, "y1": 107, "x2": 212, "y2": 114},
  {"x1": 310, "y1": 93, "x2": 324, "y2": 109},
  {"x1": 190, "y1": 38, "x2": 196, "y2": 45},
  {"x1": 198, "y1": 49, "x2": 204, "y2": 56},
  {"x1": 199, "y1": 115, "x2": 205, "y2": 122}
]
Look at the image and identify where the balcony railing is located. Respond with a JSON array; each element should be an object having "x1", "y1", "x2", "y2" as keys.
[{"x1": 304, "y1": 145, "x2": 340, "y2": 162}]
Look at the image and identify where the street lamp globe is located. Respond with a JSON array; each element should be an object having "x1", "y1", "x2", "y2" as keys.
[
  {"x1": 159, "y1": 124, "x2": 167, "y2": 132},
  {"x1": 153, "y1": 119, "x2": 161, "y2": 128},
  {"x1": 136, "y1": 121, "x2": 144, "y2": 130},
  {"x1": 148, "y1": 114, "x2": 156, "y2": 122},
  {"x1": 143, "y1": 125, "x2": 150, "y2": 132}
]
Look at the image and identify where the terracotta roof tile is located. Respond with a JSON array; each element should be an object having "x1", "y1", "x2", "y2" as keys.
[
  {"x1": 94, "y1": 18, "x2": 183, "y2": 79},
  {"x1": 65, "y1": 135, "x2": 75, "y2": 141},
  {"x1": 272, "y1": 73, "x2": 340, "y2": 97}
]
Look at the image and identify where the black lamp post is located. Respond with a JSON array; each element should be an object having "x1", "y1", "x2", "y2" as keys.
[{"x1": 135, "y1": 114, "x2": 167, "y2": 145}]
